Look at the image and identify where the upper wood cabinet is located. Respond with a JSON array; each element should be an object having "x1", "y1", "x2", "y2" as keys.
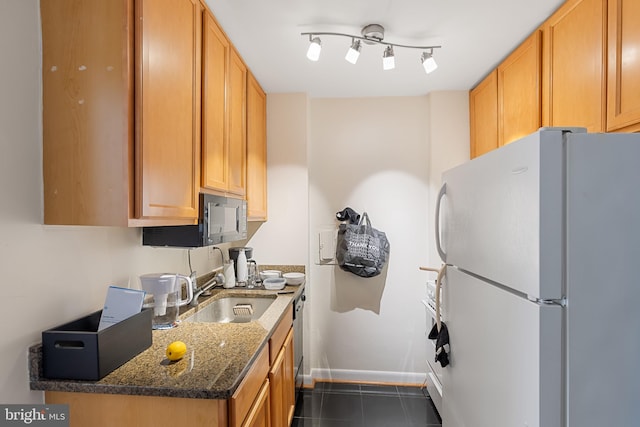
[
  {"x1": 542, "y1": 0, "x2": 607, "y2": 132},
  {"x1": 607, "y1": 0, "x2": 640, "y2": 132},
  {"x1": 136, "y1": 0, "x2": 201, "y2": 221},
  {"x1": 247, "y1": 73, "x2": 268, "y2": 221},
  {"x1": 497, "y1": 30, "x2": 542, "y2": 146},
  {"x1": 41, "y1": 0, "x2": 201, "y2": 226},
  {"x1": 202, "y1": 10, "x2": 230, "y2": 192},
  {"x1": 227, "y1": 48, "x2": 248, "y2": 197},
  {"x1": 469, "y1": 70, "x2": 498, "y2": 159},
  {"x1": 202, "y1": 17, "x2": 247, "y2": 199},
  {"x1": 471, "y1": 30, "x2": 540, "y2": 155}
]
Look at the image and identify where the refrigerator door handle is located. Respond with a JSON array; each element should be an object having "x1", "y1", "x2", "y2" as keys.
[
  {"x1": 435, "y1": 182, "x2": 447, "y2": 262},
  {"x1": 527, "y1": 295, "x2": 567, "y2": 307}
]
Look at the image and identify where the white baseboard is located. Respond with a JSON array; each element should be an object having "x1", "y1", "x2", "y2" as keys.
[{"x1": 304, "y1": 369, "x2": 426, "y2": 387}]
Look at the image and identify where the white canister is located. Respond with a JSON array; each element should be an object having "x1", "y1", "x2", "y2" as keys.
[
  {"x1": 224, "y1": 260, "x2": 236, "y2": 288},
  {"x1": 236, "y1": 248, "x2": 248, "y2": 284}
]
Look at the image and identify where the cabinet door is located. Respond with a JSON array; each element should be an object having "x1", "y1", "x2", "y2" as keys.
[
  {"x1": 227, "y1": 48, "x2": 247, "y2": 197},
  {"x1": 469, "y1": 70, "x2": 498, "y2": 158},
  {"x1": 242, "y1": 379, "x2": 271, "y2": 427},
  {"x1": 41, "y1": 0, "x2": 133, "y2": 226},
  {"x1": 45, "y1": 392, "x2": 228, "y2": 426},
  {"x1": 498, "y1": 30, "x2": 542, "y2": 146},
  {"x1": 230, "y1": 346, "x2": 270, "y2": 427},
  {"x1": 607, "y1": 0, "x2": 640, "y2": 132},
  {"x1": 202, "y1": 11, "x2": 229, "y2": 191},
  {"x1": 542, "y1": 0, "x2": 606, "y2": 132},
  {"x1": 282, "y1": 329, "x2": 296, "y2": 426},
  {"x1": 136, "y1": 0, "x2": 201, "y2": 220},
  {"x1": 269, "y1": 328, "x2": 295, "y2": 427},
  {"x1": 268, "y1": 349, "x2": 285, "y2": 427},
  {"x1": 246, "y1": 72, "x2": 268, "y2": 220}
]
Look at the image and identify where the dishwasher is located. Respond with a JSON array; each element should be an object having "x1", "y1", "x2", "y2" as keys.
[{"x1": 293, "y1": 290, "x2": 305, "y2": 398}]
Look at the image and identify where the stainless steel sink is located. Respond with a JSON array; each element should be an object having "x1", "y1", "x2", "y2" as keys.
[{"x1": 184, "y1": 295, "x2": 276, "y2": 323}]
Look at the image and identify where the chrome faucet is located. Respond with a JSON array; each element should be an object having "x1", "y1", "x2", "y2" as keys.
[
  {"x1": 189, "y1": 270, "x2": 198, "y2": 294},
  {"x1": 189, "y1": 246, "x2": 227, "y2": 306},
  {"x1": 190, "y1": 272, "x2": 225, "y2": 306}
]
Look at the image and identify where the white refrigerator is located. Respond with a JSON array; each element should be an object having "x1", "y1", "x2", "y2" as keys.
[{"x1": 434, "y1": 128, "x2": 640, "y2": 427}]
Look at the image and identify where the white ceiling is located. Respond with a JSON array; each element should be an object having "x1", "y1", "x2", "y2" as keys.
[{"x1": 204, "y1": 0, "x2": 564, "y2": 98}]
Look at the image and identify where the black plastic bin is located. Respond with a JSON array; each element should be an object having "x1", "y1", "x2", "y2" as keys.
[{"x1": 42, "y1": 308, "x2": 152, "y2": 381}]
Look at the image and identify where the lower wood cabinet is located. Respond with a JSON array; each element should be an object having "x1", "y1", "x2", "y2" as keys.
[
  {"x1": 241, "y1": 379, "x2": 271, "y2": 427},
  {"x1": 45, "y1": 392, "x2": 228, "y2": 426},
  {"x1": 269, "y1": 329, "x2": 295, "y2": 427},
  {"x1": 233, "y1": 304, "x2": 294, "y2": 427},
  {"x1": 268, "y1": 304, "x2": 295, "y2": 427},
  {"x1": 230, "y1": 345, "x2": 270, "y2": 427},
  {"x1": 283, "y1": 331, "x2": 295, "y2": 424}
]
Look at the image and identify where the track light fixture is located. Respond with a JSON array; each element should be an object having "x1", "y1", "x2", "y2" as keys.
[{"x1": 302, "y1": 24, "x2": 441, "y2": 73}]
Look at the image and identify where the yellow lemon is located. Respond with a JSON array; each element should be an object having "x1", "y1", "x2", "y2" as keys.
[{"x1": 166, "y1": 341, "x2": 187, "y2": 361}]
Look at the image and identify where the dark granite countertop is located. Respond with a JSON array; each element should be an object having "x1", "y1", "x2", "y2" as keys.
[{"x1": 29, "y1": 266, "x2": 305, "y2": 400}]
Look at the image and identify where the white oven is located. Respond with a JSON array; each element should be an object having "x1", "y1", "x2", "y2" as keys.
[{"x1": 423, "y1": 280, "x2": 444, "y2": 414}]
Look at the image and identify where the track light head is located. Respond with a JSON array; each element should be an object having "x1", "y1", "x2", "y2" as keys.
[
  {"x1": 345, "y1": 39, "x2": 361, "y2": 64},
  {"x1": 383, "y1": 45, "x2": 395, "y2": 70},
  {"x1": 306, "y1": 36, "x2": 322, "y2": 61},
  {"x1": 421, "y1": 50, "x2": 438, "y2": 74}
]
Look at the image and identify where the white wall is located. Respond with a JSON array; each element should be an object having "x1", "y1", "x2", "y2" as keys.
[
  {"x1": 244, "y1": 93, "x2": 309, "y2": 266},
  {"x1": 247, "y1": 93, "x2": 469, "y2": 385},
  {"x1": 304, "y1": 94, "x2": 469, "y2": 384},
  {"x1": 0, "y1": 0, "x2": 220, "y2": 404}
]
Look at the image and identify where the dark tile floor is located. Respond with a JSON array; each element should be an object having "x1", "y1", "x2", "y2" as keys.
[{"x1": 291, "y1": 382, "x2": 442, "y2": 427}]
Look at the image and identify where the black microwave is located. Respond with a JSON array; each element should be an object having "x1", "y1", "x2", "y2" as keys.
[{"x1": 142, "y1": 194, "x2": 247, "y2": 247}]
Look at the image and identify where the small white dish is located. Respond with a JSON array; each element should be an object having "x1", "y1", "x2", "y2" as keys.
[
  {"x1": 283, "y1": 272, "x2": 305, "y2": 286},
  {"x1": 263, "y1": 277, "x2": 286, "y2": 290},
  {"x1": 260, "y1": 270, "x2": 281, "y2": 280}
]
